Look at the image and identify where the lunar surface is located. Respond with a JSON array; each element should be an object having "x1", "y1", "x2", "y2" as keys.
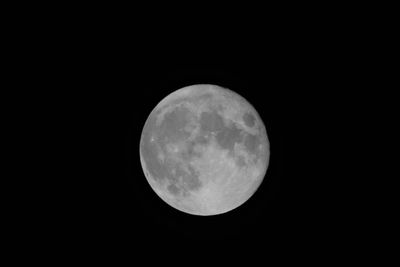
[{"x1": 139, "y1": 84, "x2": 270, "y2": 215}]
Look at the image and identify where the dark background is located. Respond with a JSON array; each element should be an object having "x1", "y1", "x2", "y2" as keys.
[
  {"x1": 12, "y1": 9, "x2": 372, "y2": 262},
  {"x1": 24, "y1": 35, "x2": 353, "y2": 260},
  {"x1": 22, "y1": 19, "x2": 331, "y2": 255}
]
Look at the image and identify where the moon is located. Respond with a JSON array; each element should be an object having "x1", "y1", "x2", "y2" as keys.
[{"x1": 140, "y1": 84, "x2": 270, "y2": 216}]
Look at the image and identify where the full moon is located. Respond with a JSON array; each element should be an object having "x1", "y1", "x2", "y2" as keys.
[{"x1": 140, "y1": 84, "x2": 270, "y2": 215}]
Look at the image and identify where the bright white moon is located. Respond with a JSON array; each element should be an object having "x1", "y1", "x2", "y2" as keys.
[{"x1": 140, "y1": 84, "x2": 270, "y2": 215}]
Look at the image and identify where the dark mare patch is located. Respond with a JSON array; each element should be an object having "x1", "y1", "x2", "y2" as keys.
[
  {"x1": 215, "y1": 123, "x2": 244, "y2": 153},
  {"x1": 243, "y1": 112, "x2": 255, "y2": 127}
]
